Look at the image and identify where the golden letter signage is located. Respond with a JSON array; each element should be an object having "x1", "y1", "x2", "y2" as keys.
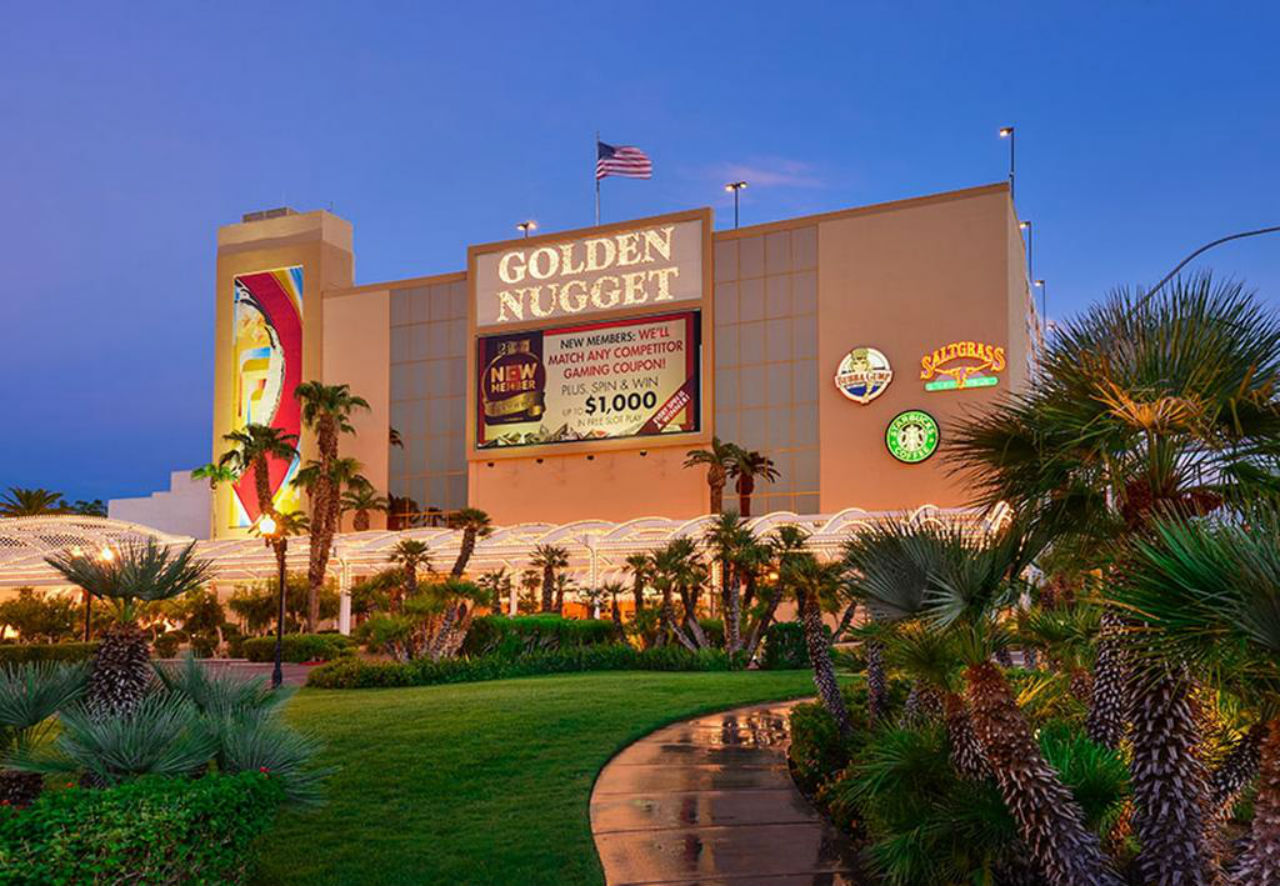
[
  {"x1": 474, "y1": 219, "x2": 703, "y2": 327},
  {"x1": 920, "y1": 340, "x2": 1006, "y2": 391}
]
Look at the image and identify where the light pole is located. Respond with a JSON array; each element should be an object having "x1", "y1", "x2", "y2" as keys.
[
  {"x1": 1139, "y1": 224, "x2": 1280, "y2": 306},
  {"x1": 83, "y1": 544, "x2": 114, "y2": 641},
  {"x1": 1035, "y1": 279, "x2": 1047, "y2": 331},
  {"x1": 257, "y1": 513, "x2": 287, "y2": 689},
  {"x1": 725, "y1": 181, "x2": 748, "y2": 229},
  {"x1": 999, "y1": 127, "x2": 1015, "y2": 200},
  {"x1": 516, "y1": 220, "x2": 537, "y2": 239}
]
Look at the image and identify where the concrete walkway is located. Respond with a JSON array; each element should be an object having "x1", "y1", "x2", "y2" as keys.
[{"x1": 590, "y1": 701, "x2": 863, "y2": 886}]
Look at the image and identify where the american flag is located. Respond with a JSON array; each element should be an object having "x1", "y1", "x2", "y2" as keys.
[{"x1": 596, "y1": 141, "x2": 652, "y2": 180}]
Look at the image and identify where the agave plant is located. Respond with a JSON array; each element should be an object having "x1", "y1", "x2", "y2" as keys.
[
  {"x1": 0, "y1": 661, "x2": 86, "y2": 805},
  {"x1": 44, "y1": 539, "x2": 213, "y2": 718}
]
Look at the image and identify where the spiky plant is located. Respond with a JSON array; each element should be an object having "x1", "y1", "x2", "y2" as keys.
[
  {"x1": 1085, "y1": 608, "x2": 1129, "y2": 749},
  {"x1": 0, "y1": 661, "x2": 86, "y2": 805},
  {"x1": 15, "y1": 693, "x2": 217, "y2": 785},
  {"x1": 216, "y1": 712, "x2": 331, "y2": 806},
  {"x1": 155, "y1": 652, "x2": 288, "y2": 719},
  {"x1": 45, "y1": 540, "x2": 212, "y2": 718},
  {"x1": 1112, "y1": 512, "x2": 1280, "y2": 886},
  {"x1": 1210, "y1": 722, "x2": 1266, "y2": 814}
]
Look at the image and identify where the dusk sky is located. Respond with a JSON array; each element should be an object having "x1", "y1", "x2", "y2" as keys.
[{"x1": 3, "y1": 2, "x2": 1278, "y2": 502}]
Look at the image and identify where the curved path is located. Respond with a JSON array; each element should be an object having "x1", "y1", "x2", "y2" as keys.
[{"x1": 590, "y1": 701, "x2": 863, "y2": 886}]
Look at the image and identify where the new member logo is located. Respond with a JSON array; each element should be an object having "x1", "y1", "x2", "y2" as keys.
[
  {"x1": 834, "y1": 347, "x2": 893, "y2": 404},
  {"x1": 886, "y1": 410, "x2": 940, "y2": 464}
]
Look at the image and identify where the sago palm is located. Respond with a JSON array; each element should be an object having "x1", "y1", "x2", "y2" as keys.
[
  {"x1": 683, "y1": 436, "x2": 742, "y2": 514},
  {"x1": 1113, "y1": 511, "x2": 1280, "y2": 886},
  {"x1": 44, "y1": 539, "x2": 213, "y2": 718},
  {"x1": 217, "y1": 423, "x2": 299, "y2": 520}
]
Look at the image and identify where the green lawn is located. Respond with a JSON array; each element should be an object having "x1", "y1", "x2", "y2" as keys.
[{"x1": 254, "y1": 670, "x2": 815, "y2": 886}]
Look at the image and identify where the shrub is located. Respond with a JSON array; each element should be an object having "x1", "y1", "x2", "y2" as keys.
[
  {"x1": 0, "y1": 643, "x2": 99, "y2": 665},
  {"x1": 0, "y1": 772, "x2": 284, "y2": 885},
  {"x1": 697, "y1": 619, "x2": 725, "y2": 648},
  {"x1": 460, "y1": 615, "x2": 619, "y2": 658},
  {"x1": 307, "y1": 643, "x2": 730, "y2": 689},
  {"x1": 152, "y1": 631, "x2": 185, "y2": 659},
  {"x1": 242, "y1": 633, "x2": 354, "y2": 664},
  {"x1": 761, "y1": 621, "x2": 827, "y2": 669}
]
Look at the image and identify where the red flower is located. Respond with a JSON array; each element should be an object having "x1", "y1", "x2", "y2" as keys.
[{"x1": 258, "y1": 766, "x2": 271, "y2": 775}]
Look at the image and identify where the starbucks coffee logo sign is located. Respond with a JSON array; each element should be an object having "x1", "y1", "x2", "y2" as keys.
[
  {"x1": 886, "y1": 410, "x2": 939, "y2": 464},
  {"x1": 834, "y1": 347, "x2": 893, "y2": 404}
]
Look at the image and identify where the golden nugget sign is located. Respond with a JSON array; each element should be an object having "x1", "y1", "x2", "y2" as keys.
[
  {"x1": 474, "y1": 219, "x2": 703, "y2": 327},
  {"x1": 920, "y1": 340, "x2": 1006, "y2": 391}
]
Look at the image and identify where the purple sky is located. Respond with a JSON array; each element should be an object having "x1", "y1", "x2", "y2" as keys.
[{"x1": 3, "y1": 2, "x2": 1278, "y2": 502}]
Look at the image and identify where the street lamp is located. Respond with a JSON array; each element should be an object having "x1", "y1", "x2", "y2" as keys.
[
  {"x1": 999, "y1": 127, "x2": 1015, "y2": 200},
  {"x1": 256, "y1": 513, "x2": 287, "y2": 690},
  {"x1": 1034, "y1": 279, "x2": 1047, "y2": 332},
  {"x1": 1139, "y1": 224, "x2": 1280, "y2": 307},
  {"x1": 81, "y1": 544, "x2": 115, "y2": 641},
  {"x1": 725, "y1": 181, "x2": 748, "y2": 230},
  {"x1": 516, "y1": 220, "x2": 537, "y2": 238}
]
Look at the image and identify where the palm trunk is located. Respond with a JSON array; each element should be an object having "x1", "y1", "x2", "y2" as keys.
[
  {"x1": 709, "y1": 467, "x2": 725, "y2": 514},
  {"x1": 253, "y1": 454, "x2": 273, "y2": 519},
  {"x1": 943, "y1": 689, "x2": 990, "y2": 780},
  {"x1": 742, "y1": 589, "x2": 782, "y2": 664},
  {"x1": 354, "y1": 510, "x2": 370, "y2": 532},
  {"x1": 901, "y1": 682, "x2": 943, "y2": 726},
  {"x1": 965, "y1": 661, "x2": 1123, "y2": 886},
  {"x1": 1210, "y1": 722, "x2": 1266, "y2": 813},
  {"x1": 632, "y1": 576, "x2": 645, "y2": 613},
  {"x1": 1086, "y1": 608, "x2": 1128, "y2": 750},
  {"x1": 610, "y1": 596, "x2": 623, "y2": 631},
  {"x1": 738, "y1": 477, "x2": 754, "y2": 518},
  {"x1": 1126, "y1": 663, "x2": 1218, "y2": 886},
  {"x1": 541, "y1": 567, "x2": 555, "y2": 612},
  {"x1": 725, "y1": 565, "x2": 741, "y2": 657},
  {"x1": 87, "y1": 622, "x2": 151, "y2": 719},
  {"x1": 1234, "y1": 718, "x2": 1280, "y2": 886},
  {"x1": 452, "y1": 530, "x2": 476, "y2": 578},
  {"x1": 866, "y1": 637, "x2": 888, "y2": 724},
  {"x1": 800, "y1": 590, "x2": 853, "y2": 736}
]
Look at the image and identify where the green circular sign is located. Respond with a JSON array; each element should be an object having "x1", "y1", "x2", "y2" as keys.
[{"x1": 886, "y1": 410, "x2": 940, "y2": 464}]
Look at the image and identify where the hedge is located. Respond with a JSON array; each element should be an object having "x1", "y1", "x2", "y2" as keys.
[
  {"x1": 460, "y1": 615, "x2": 620, "y2": 658},
  {"x1": 308, "y1": 643, "x2": 730, "y2": 689},
  {"x1": 242, "y1": 633, "x2": 355, "y2": 664},
  {"x1": 0, "y1": 772, "x2": 284, "y2": 885},
  {"x1": 0, "y1": 643, "x2": 98, "y2": 665}
]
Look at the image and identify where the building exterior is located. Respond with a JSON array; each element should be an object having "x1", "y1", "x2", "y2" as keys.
[
  {"x1": 209, "y1": 183, "x2": 1036, "y2": 538},
  {"x1": 107, "y1": 470, "x2": 211, "y2": 539}
]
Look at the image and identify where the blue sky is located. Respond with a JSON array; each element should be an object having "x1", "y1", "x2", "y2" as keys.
[{"x1": 3, "y1": 2, "x2": 1278, "y2": 501}]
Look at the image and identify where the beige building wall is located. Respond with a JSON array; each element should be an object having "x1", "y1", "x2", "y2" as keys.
[
  {"x1": 211, "y1": 210, "x2": 353, "y2": 538},
  {"x1": 322, "y1": 286, "x2": 391, "y2": 532}
]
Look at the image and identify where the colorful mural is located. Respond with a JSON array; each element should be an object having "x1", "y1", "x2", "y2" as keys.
[{"x1": 230, "y1": 267, "x2": 304, "y2": 527}]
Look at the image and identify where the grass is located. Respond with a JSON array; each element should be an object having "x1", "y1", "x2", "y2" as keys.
[{"x1": 254, "y1": 669, "x2": 815, "y2": 886}]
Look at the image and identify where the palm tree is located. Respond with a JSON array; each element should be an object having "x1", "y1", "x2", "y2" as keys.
[
  {"x1": 728, "y1": 449, "x2": 779, "y2": 518},
  {"x1": 1112, "y1": 512, "x2": 1280, "y2": 886},
  {"x1": 529, "y1": 544, "x2": 569, "y2": 613},
  {"x1": 785, "y1": 548, "x2": 855, "y2": 737},
  {"x1": 388, "y1": 540, "x2": 431, "y2": 614},
  {"x1": 0, "y1": 661, "x2": 86, "y2": 806},
  {"x1": 293, "y1": 382, "x2": 370, "y2": 631},
  {"x1": 217, "y1": 423, "x2": 299, "y2": 521},
  {"x1": 624, "y1": 552, "x2": 652, "y2": 615},
  {"x1": 601, "y1": 581, "x2": 625, "y2": 630},
  {"x1": 683, "y1": 437, "x2": 742, "y2": 514},
  {"x1": 949, "y1": 274, "x2": 1280, "y2": 885},
  {"x1": 650, "y1": 538, "x2": 707, "y2": 648},
  {"x1": 340, "y1": 482, "x2": 389, "y2": 532},
  {"x1": 44, "y1": 539, "x2": 212, "y2": 718},
  {"x1": 0, "y1": 487, "x2": 67, "y2": 517},
  {"x1": 477, "y1": 569, "x2": 512, "y2": 614},
  {"x1": 703, "y1": 511, "x2": 752, "y2": 655},
  {"x1": 913, "y1": 520, "x2": 1122, "y2": 886},
  {"x1": 446, "y1": 508, "x2": 493, "y2": 578},
  {"x1": 293, "y1": 456, "x2": 363, "y2": 631}
]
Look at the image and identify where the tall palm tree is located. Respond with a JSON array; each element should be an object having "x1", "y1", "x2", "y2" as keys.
[
  {"x1": 601, "y1": 581, "x2": 626, "y2": 631},
  {"x1": 477, "y1": 568, "x2": 512, "y2": 613},
  {"x1": 683, "y1": 437, "x2": 742, "y2": 514},
  {"x1": 530, "y1": 544, "x2": 569, "y2": 613},
  {"x1": 293, "y1": 382, "x2": 370, "y2": 631},
  {"x1": 45, "y1": 540, "x2": 212, "y2": 718},
  {"x1": 216, "y1": 423, "x2": 300, "y2": 521},
  {"x1": 293, "y1": 456, "x2": 363, "y2": 631},
  {"x1": 0, "y1": 488, "x2": 67, "y2": 517},
  {"x1": 650, "y1": 538, "x2": 707, "y2": 647},
  {"x1": 950, "y1": 274, "x2": 1280, "y2": 885},
  {"x1": 388, "y1": 540, "x2": 431, "y2": 614},
  {"x1": 340, "y1": 482, "x2": 389, "y2": 532},
  {"x1": 785, "y1": 549, "x2": 855, "y2": 737},
  {"x1": 728, "y1": 449, "x2": 779, "y2": 518},
  {"x1": 703, "y1": 511, "x2": 752, "y2": 655},
  {"x1": 446, "y1": 508, "x2": 493, "y2": 578}
]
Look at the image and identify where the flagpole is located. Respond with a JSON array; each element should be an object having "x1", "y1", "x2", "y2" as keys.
[{"x1": 594, "y1": 131, "x2": 601, "y2": 226}]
